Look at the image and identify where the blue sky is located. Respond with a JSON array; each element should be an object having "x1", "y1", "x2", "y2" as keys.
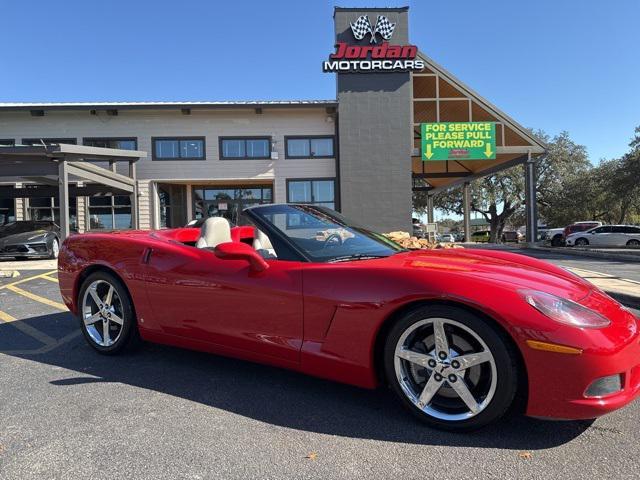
[{"x1": 1, "y1": 0, "x2": 638, "y2": 162}]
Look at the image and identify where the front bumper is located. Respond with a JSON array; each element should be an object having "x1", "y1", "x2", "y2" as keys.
[
  {"x1": 0, "y1": 242, "x2": 50, "y2": 258},
  {"x1": 524, "y1": 296, "x2": 640, "y2": 420}
]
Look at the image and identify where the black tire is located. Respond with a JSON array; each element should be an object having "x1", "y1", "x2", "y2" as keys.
[
  {"x1": 551, "y1": 235, "x2": 563, "y2": 247},
  {"x1": 627, "y1": 239, "x2": 640, "y2": 248},
  {"x1": 575, "y1": 238, "x2": 589, "y2": 246},
  {"x1": 383, "y1": 305, "x2": 519, "y2": 432},
  {"x1": 48, "y1": 237, "x2": 59, "y2": 260},
  {"x1": 77, "y1": 271, "x2": 140, "y2": 355}
]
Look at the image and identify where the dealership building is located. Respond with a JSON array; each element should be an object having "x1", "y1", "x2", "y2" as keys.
[{"x1": 0, "y1": 7, "x2": 545, "y2": 240}]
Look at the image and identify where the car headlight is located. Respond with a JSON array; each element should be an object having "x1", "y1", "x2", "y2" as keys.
[
  {"x1": 27, "y1": 233, "x2": 46, "y2": 241},
  {"x1": 520, "y1": 289, "x2": 611, "y2": 329}
]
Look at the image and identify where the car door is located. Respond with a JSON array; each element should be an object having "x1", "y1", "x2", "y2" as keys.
[
  {"x1": 623, "y1": 226, "x2": 640, "y2": 245},
  {"x1": 589, "y1": 226, "x2": 611, "y2": 246},
  {"x1": 143, "y1": 244, "x2": 304, "y2": 363},
  {"x1": 608, "y1": 226, "x2": 627, "y2": 246}
]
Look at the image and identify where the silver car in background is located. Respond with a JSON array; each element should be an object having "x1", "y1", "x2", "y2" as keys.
[{"x1": 565, "y1": 225, "x2": 640, "y2": 248}]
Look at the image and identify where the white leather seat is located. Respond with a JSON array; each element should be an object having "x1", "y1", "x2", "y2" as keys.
[
  {"x1": 196, "y1": 217, "x2": 232, "y2": 249},
  {"x1": 253, "y1": 229, "x2": 276, "y2": 257}
]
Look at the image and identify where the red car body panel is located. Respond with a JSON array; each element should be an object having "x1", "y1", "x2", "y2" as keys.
[{"x1": 58, "y1": 227, "x2": 640, "y2": 420}]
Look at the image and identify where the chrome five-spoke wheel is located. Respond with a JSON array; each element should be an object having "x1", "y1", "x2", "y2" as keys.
[
  {"x1": 82, "y1": 279, "x2": 125, "y2": 347},
  {"x1": 78, "y1": 271, "x2": 139, "y2": 354},
  {"x1": 394, "y1": 317, "x2": 497, "y2": 421},
  {"x1": 384, "y1": 306, "x2": 518, "y2": 431}
]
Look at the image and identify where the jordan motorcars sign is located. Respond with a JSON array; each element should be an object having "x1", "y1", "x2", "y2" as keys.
[{"x1": 323, "y1": 15, "x2": 424, "y2": 73}]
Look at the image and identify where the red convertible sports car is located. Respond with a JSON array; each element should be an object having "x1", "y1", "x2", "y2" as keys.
[{"x1": 58, "y1": 204, "x2": 640, "y2": 431}]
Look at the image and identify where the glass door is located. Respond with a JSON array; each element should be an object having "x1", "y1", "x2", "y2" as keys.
[{"x1": 192, "y1": 185, "x2": 273, "y2": 226}]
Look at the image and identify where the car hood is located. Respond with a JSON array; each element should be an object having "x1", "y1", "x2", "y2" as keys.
[
  {"x1": 0, "y1": 230, "x2": 49, "y2": 245},
  {"x1": 378, "y1": 248, "x2": 593, "y2": 302}
]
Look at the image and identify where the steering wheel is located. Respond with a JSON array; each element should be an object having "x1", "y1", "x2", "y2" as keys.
[{"x1": 322, "y1": 233, "x2": 343, "y2": 249}]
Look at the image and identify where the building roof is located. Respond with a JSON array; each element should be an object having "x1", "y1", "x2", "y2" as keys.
[
  {"x1": 0, "y1": 143, "x2": 146, "y2": 162},
  {"x1": 0, "y1": 100, "x2": 338, "y2": 112}
]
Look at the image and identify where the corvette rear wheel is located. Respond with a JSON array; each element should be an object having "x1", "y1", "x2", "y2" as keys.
[
  {"x1": 384, "y1": 305, "x2": 518, "y2": 431},
  {"x1": 78, "y1": 271, "x2": 140, "y2": 355}
]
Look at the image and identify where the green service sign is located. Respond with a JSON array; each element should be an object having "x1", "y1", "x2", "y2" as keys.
[{"x1": 421, "y1": 122, "x2": 496, "y2": 161}]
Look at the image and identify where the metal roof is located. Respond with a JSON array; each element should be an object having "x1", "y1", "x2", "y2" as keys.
[
  {"x1": 0, "y1": 143, "x2": 146, "y2": 162},
  {"x1": 0, "y1": 100, "x2": 338, "y2": 112},
  {"x1": 416, "y1": 51, "x2": 546, "y2": 152}
]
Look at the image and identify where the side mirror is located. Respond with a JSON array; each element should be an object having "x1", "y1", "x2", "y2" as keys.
[
  {"x1": 591, "y1": 231, "x2": 596, "y2": 234},
  {"x1": 214, "y1": 241, "x2": 269, "y2": 272}
]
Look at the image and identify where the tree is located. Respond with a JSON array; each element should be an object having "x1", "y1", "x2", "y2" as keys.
[
  {"x1": 557, "y1": 127, "x2": 640, "y2": 225},
  {"x1": 534, "y1": 131, "x2": 591, "y2": 226},
  {"x1": 616, "y1": 126, "x2": 640, "y2": 223}
]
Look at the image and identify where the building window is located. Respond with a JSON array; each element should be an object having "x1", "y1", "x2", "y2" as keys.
[
  {"x1": 152, "y1": 137, "x2": 205, "y2": 160},
  {"x1": 0, "y1": 197, "x2": 15, "y2": 225},
  {"x1": 88, "y1": 195, "x2": 132, "y2": 230},
  {"x1": 219, "y1": 137, "x2": 271, "y2": 160},
  {"x1": 285, "y1": 136, "x2": 334, "y2": 159},
  {"x1": 22, "y1": 138, "x2": 77, "y2": 146},
  {"x1": 192, "y1": 185, "x2": 273, "y2": 225},
  {"x1": 0, "y1": 139, "x2": 15, "y2": 146},
  {"x1": 83, "y1": 137, "x2": 137, "y2": 150},
  {"x1": 28, "y1": 196, "x2": 78, "y2": 231},
  {"x1": 287, "y1": 179, "x2": 336, "y2": 209},
  {"x1": 157, "y1": 184, "x2": 187, "y2": 229}
]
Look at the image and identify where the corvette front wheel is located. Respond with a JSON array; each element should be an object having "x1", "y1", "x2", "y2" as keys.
[{"x1": 384, "y1": 305, "x2": 518, "y2": 431}]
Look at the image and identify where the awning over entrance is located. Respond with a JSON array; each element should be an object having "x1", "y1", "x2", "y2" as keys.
[
  {"x1": 411, "y1": 51, "x2": 546, "y2": 192},
  {"x1": 0, "y1": 143, "x2": 147, "y2": 239},
  {"x1": 411, "y1": 51, "x2": 546, "y2": 242}
]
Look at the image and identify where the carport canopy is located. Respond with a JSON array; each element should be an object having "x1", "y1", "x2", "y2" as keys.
[
  {"x1": 411, "y1": 51, "x2": 547, "y2": 242},
  {"x1": 0, "y1": 143, "x2": 147, "y2": 239}
]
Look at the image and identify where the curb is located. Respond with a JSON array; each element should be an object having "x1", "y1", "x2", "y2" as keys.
[
  {"x1": 605, "y1": 291, "x2": 640, "y2": 310},
  {"x1": 0, "y1": 270, "x2": 20, "y2": 278},
  {"x1": 530, "y1": 246, "x2": 640, "y2": 263}
]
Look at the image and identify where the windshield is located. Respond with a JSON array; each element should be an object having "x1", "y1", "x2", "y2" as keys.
[
  {"x1": 247, "y1": 204, "x2": 404, "y2": 262},
  {"x1": 0, "y1": 221, "x2": 55, "y2": 235}
]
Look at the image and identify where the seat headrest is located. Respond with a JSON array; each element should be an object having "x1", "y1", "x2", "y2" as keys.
[
  {"x1": 253, "y1": 229, "x2": 274, "y2": 251},
  {"x1": 196, "y1": 217, "x2": 232, "y2": 249}
]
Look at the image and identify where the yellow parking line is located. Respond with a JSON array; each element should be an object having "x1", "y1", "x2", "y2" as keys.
[
  {"x1": 0, "y1": 309, "x2": 17, "y2": 322},
  {"x1": 40, "y1": 275, "x2": 59, "y2": 283},
  {"x1": 6, "y1": 285, "x2": 67, "y2": 311},
  {"x1": 0, "y1": 309, "x2": 57, "y2": 346},
  {"x1": 0, "y1": 270, "x2": 58, "y2": 291}
]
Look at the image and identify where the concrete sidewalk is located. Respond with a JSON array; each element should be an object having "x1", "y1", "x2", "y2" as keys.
[
  {"x1": 531, "y1": 245, "x2": 640, "y2": 263},
  {"x1": 0, "y1": 259, "x2": 57, "y2": 271},
  {"x1": 0, "y1": 259, "x2": 57, "y2": 277}
]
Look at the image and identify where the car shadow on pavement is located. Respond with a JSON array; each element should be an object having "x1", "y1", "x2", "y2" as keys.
[{"x1": 1, "y1": 312, "x2": 593, "y2": 449}]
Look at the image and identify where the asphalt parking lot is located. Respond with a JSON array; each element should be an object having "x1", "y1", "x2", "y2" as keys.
[{"x1": 0, "y1": 267, "x2": 639, "y2": 479}]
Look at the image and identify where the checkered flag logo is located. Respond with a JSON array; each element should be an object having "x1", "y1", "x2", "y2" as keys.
[
  {"x1": 373, "y1": 15, "x2": 395, "y2": 41},
  {"x1": 350, "y1": 15, "x2": 373, "y2": 41}
]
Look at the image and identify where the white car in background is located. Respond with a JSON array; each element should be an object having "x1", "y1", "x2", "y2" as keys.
[
  {"x1": 439, "y1": 233, "x2": 456, "y2": 243},
  {"x1": 565, "y1": 225, "x2": 640, "y2": 248},
  {"x1": 544, "y1": 227, "x2": 566, "y2": 246}
]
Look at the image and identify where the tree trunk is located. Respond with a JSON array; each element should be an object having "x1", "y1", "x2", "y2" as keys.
[
  {"x1": 618, "y1": 202, "x2": 629, "y2": 225},
  {"x1": 489, "y1": 217, "x2": 506, "y2": 243}
]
